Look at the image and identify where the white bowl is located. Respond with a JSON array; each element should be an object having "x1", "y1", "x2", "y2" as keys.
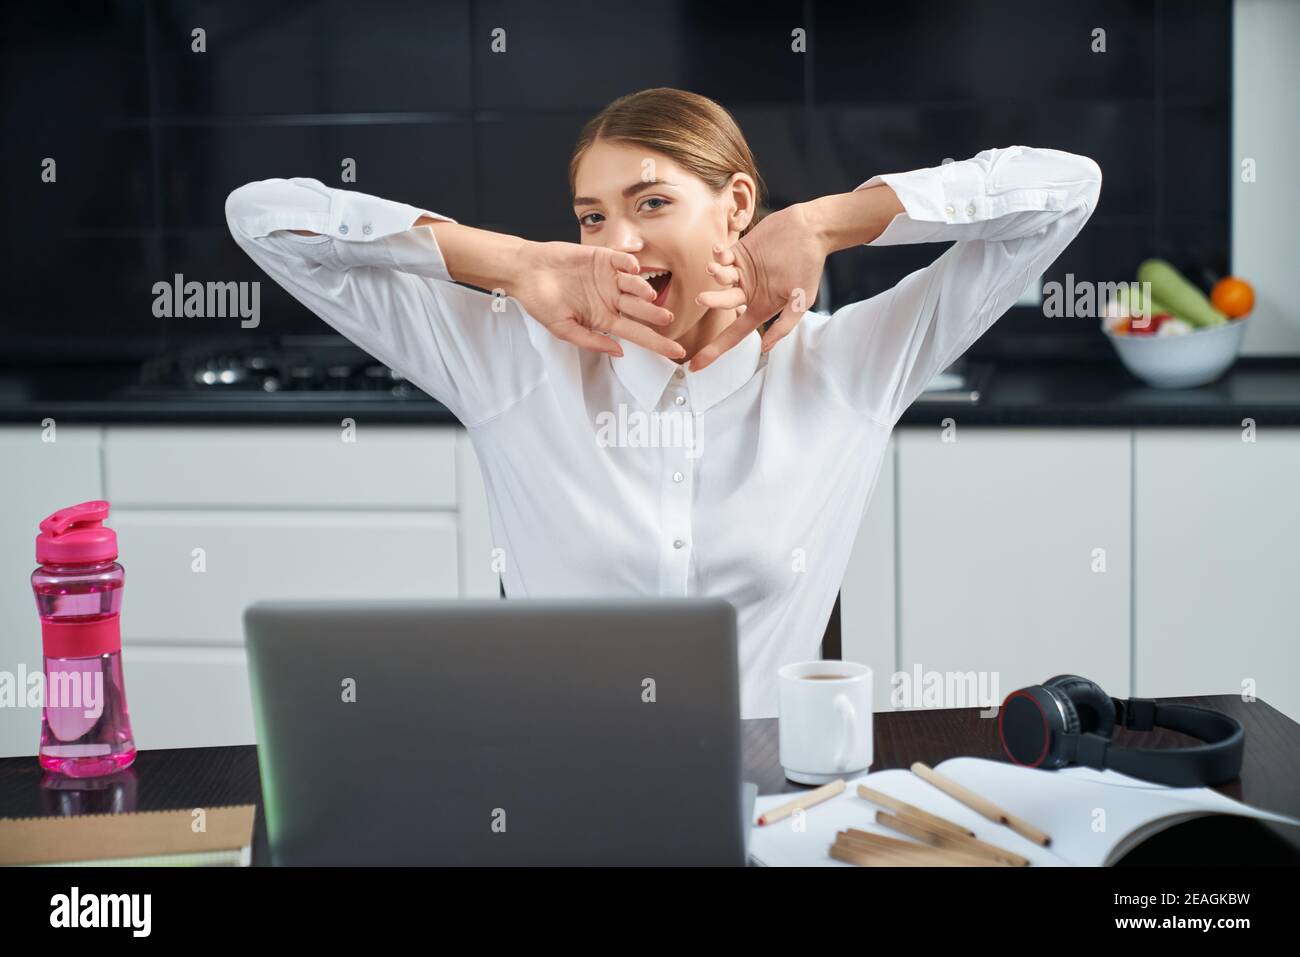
[{"x1": 1104, "y1": 315, "x2": 1250, "y2": 389}]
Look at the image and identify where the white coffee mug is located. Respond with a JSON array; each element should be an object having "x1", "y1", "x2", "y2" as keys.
[{"x1": 777, "y1": 660, "x2": 873, "y2": 785}]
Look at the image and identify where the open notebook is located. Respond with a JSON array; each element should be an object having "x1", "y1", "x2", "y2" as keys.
[{"x1": 750, "y1": 757, "x2": 1300, "y2": 867}]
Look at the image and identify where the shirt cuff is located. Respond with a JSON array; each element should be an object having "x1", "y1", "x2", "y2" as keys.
[
  {"x1": 855, "y1": 159, "x2": 983, "y2": 245},
  {"x1": 855, "y1": 147, "x2": 1068, "y2": 246},
  {"x1": 327, "y1": 187, "x2": 459, "y2": 277}
]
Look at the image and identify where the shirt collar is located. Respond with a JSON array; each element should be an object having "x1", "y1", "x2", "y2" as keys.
[{"x1": 608, "y1": 327, "x2": 762, "y2": 415}]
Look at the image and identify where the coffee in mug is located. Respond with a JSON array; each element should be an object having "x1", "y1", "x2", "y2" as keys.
[{"x1": 777, "y1": 660, "x2": 873, "y2": 785}]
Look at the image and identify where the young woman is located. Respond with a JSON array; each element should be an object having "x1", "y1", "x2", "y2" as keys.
[{"x1": 226, "y1": 87, "x2": 1102, "y2": 720}]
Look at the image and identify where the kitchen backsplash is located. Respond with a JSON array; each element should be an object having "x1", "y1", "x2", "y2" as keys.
[{"x1": 2, "y1": 0, "x2": 1230, "y2": 361}]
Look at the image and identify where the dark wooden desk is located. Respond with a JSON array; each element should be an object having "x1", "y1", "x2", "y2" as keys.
[{"x1": 3, "y1": 694, "x2": 1297, "y2": 866}]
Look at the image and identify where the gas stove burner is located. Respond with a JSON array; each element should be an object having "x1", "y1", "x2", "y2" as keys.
[{"x1": 129, "y1": 342, "x2": 427, "y2": 400}]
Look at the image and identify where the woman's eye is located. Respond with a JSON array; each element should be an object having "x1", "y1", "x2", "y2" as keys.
[{"x1": 578, "y1": 199, "x2": 666, "y2": 228}]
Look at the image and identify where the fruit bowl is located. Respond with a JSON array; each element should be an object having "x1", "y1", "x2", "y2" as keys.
[{"x1": 1104, "y1": 315, "x2": 1250, "y2": 389}]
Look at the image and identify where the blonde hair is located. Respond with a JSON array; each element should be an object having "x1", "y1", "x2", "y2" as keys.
[{"x1": 569, "y1": 87, "x2": 770, "y2": 240}]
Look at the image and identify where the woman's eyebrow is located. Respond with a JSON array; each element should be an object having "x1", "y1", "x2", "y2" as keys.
[{"x1": 573, "y1": 179, "x2": 679, "y2": 208}]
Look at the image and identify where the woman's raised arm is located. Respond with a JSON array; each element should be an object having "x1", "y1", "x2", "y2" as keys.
[
  {"x1": 226, "y1": 177, "x2": 682, "y2": 427},
  {"x1": 691, "y1": 146, "x2": 1102, "y2": 426}
]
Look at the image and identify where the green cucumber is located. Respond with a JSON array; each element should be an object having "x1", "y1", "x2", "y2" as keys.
[
  {"x1": 1108, "y1": 284, "x2": 1176, "y2": 330},
  {"x1": 1113, "y1": 283, "x2": 1172, "y2": 316},
  {"x1": 1137, "y1": 259, "x2": 1227, "y2": 328}
]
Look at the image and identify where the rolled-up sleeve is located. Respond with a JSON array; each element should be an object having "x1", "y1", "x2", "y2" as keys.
[
  {"x1": 804, "y1": 146, "x2": 1102, "y2": 427},
  {"x1": 224, "y1": 177, "x2": 545, "y2": 428}
]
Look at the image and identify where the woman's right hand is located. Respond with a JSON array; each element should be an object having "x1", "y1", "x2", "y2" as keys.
[{"x1": 513, "y1": 241, "x2": 684, "y2": 360}]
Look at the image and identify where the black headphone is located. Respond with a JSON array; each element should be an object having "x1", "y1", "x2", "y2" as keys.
[{"x1": 998, "y1": 674, "x2": 1245, "y2": 787}]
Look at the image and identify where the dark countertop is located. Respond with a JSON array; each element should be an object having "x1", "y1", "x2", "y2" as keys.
[
  {"x1": 2, "y1": 354, "x2": 1300, "y2": 427},
  {"x1": 3, "y1": 696, "x2": 1298, "y2": 866}
]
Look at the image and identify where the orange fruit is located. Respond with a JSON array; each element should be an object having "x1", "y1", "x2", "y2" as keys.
[{"x1": 1211, "y1": 276, "x2": 1254, "y2": 318}]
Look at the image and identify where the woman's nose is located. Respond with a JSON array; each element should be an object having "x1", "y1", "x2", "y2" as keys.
[{"x1": 612, "y1": 223, "x2": 642, "y2": 253}]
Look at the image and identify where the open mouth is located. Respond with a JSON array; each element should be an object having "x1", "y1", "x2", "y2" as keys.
[{"x1": 643, "y1": 269, "x2": 673, "y2": 308}]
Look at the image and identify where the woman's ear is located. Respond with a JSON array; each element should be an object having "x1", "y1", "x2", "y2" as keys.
[{"x1": 725, "y1": 171, "x2": 757, "y2": 236}]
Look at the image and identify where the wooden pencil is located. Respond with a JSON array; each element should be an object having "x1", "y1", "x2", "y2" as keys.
[
  {"x1": 910, "y1": 762, "x2": 1051, "y2": 846},
  {"x1": 875, "y1": 810, "x2": 1029, "y2": 866},
  {"x1": 756, "y1": 778, "x2": 846, "y2": 826},
  {"x1": 831, "y1": 830, "x2": 990, "y2": 867},
  {"x1": 856, "y1": 783, "x2": 976, "y2": 838}
]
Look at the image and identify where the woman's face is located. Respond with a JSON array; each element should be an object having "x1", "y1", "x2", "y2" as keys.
[{"x1": 572, "y1": 140, "x2": 755, "y2": 340}]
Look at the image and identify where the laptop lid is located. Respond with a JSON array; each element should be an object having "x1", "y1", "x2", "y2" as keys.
[{"x1": 243, "y1": 597, "x2": 744, "y2": 865}]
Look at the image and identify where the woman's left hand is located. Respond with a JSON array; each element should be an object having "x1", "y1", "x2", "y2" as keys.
[{"x1": 689, "y1": 202, "x2": 828, "y2": 371}]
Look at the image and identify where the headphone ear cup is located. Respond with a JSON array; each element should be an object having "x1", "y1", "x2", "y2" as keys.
[
  {"x1": 1043, "y1": 686, "x2": 1081, "y2": 769},
  {"x1": 1049, "y1": 686, "x2": 1080, "y2": 736},
  {"x1": 1000, "y1": 685, "x2": 1074, "y2": 769},
  {"x1": 1046, "y1": 675, "x2": 1117, "y2": 738}
]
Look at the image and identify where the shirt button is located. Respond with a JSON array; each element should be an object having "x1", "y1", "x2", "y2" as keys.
[
  {"x1": 674, "y1": 395, "x2": 686, "y2": 406},
  {"x1": 674, "y1": 368, "x2": 685, "y2": 379},
  {"x1": 966, "y1": 203, "x2": 976, "y2": 216},
  {"x1": 672, "y1": 538, "x2": 685, "y2": 549},
  {"x1": 672, "y1": 471, "x2": 683, "y2": 482},
  {"x1": 339, "y1": 223, "x2": 349, "y2": 235},
  {"x1": 362, "y1": 223, "x2": 372, "y2": 235},
  {"x1": 943, "y1": 205, "x2": 954, "y2": 216}
]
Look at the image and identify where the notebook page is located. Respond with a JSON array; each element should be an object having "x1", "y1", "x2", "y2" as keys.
[
  {"x1": 749, "y1": 766, "x2": 1069, "y2": 867},
  {"x1": 750, "y1": 758, "x2": 1300, "y2": 867},
  {"x1": 939, "y1": 757, "x2": 1300, "y2": 866}
]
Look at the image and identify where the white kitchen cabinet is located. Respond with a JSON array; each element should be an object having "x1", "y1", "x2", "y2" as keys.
[
  {"x1": 102, "y1": 424, "x2": 465, "y2": 646},
  {"x1": 119, "y1": 645, "x2": 256, "y2": 751},
  {"x1": 111, "y1": 510, "x2": 459, "y2": 644},
  {"x1": 0, "y1": 425, "x2": 106, "y2": 758},
  {"x1": 1134, "y1": 428, "x2": 1300, "y2": 722},
  {"x1": 1, "y1": 424, "x2": 471, "y2": 757},
  {"x1": 839, "y1": 436, "x2": 898, "y2": 713},
  {"x1": 894, "y1": 427, "x2": 1132, "y2": 710},
  {"x1": 104, "y1": 425, "x2": 457, "y2": 508},
  {"x1": 99, "y1": 424, "x2": 467, "y2": 753}
]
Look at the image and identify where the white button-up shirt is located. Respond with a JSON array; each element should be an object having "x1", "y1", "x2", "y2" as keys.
[{"x1": 226, "y1": 145, "x2": 1101, "y2": 718}]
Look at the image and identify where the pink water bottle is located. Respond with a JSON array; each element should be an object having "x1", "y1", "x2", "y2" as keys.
[{"x1": 32, "y1": 500, "x2": 137, "y2": 777}]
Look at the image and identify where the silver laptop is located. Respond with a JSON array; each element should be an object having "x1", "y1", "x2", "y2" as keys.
[{"x1": 243, "y1": 597, "x2": 749, "y2": 865}]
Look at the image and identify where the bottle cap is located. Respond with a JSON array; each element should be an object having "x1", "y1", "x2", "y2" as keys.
[{"x1": 35, "y1": 500, "x2": 118, "y2": 564}]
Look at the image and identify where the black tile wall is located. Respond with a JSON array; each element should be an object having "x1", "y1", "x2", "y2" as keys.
[
  {"x1": 161, "y1": 232, "x2": 340, "y2": 339},
  {"x1": 676, "y1": 0, "x2": 808, "y2": 107},
  {"x1": 3, "y1": 128, "x2": 155, "y2": 229},
  {"x1": 8, "y1": 236, "x2": 158, "y2": 343},
  {"x1": 813, "y1": 0, "x2": 1159, "y2": 105},
  {"x1": 472, "y1": 0, "x2": 690, "y2": 112},
  {"x1": 475, "y1": 113, "x2": 590, "y2": 226},
  {"x1": 0, "y1": 3, "x2": 150, "y2": 126},
  {"x1": 1162, "y1": 102, "x2": 1232, "y2": 221},
  {"x1": 2, "y1": 0, "x2": 1232, "y2": 360},
  {"x1": 154, "y1": 0, "x2": 473, "y2": 115},
  {"x1": 158, "y1": 122, "x2": 477, "y2": 228},
  {"x1": 1159, "y1": 0, "x2": 1232, "y2": 100}
]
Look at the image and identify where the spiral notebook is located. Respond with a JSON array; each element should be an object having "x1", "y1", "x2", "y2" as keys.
[
  {"x1": 749, "y1": 757, "x2": 1300, "y2": 867},
  {"x1": 0, "y1": 805, "x2": 256, "y2": 867}
]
